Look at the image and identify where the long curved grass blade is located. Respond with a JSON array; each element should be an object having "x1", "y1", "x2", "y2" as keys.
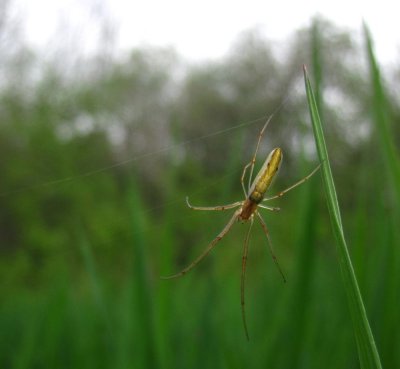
[
  {"x1": 303, "y1": 65, "x2": 382, "y2": 369},
  {"x1": 364, "y1": 23, "x2": 400, "y2": 368},
  {"x1": 363, "y1": 23, "x2": 400, "y2": 203}
]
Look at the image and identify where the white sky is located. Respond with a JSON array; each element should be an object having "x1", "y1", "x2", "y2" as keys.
[{"x1": 12, "y1": 0, "x2": 400, "y2": 65}]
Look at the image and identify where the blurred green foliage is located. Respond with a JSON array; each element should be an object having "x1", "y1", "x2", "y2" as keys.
[{"x1": 0, "y1": 11, "x2": 399, "y2": 369}]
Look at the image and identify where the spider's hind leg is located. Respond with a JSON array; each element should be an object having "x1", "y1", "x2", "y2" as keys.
[
  {"x1": 241, "y1": 217, "x2": 254, "y2": 341},
  {"x1": 256, "y1": 211, "x2": 286, "y2": 283}
]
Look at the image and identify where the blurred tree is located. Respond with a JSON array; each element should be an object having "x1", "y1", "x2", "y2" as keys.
[{"x1": 0, "y1": 10, "x2": 398, "y2": 295}]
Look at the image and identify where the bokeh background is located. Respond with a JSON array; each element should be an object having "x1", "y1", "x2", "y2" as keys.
[{"x1": 1, "y1": 1, "x2": 399, "y2": 368}]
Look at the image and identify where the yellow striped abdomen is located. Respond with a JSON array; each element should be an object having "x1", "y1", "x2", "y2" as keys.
[{"x1": 248, "y1": 148, "x2": 282, "y2": 204}]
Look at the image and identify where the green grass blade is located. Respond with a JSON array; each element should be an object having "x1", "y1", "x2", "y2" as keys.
[
  {"x1": 127, "y1": 175, "x2": 158, "y2": 369},
  {"x1": 364, "y1": 23, "x2": 400, "y2": 368},
  {"x1": 363, "y1": 23, "x2": 400, "y2": 203},
  {"x1": 78, "y1": 232, "x2": 113, "y2": 340},
  {"x1": 303, "y1": 66, "x2": 382, "y2": 369}
]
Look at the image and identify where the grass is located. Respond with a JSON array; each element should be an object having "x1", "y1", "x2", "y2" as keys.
[
  {"x1": 363, "y1": 24, "x2": 400, "y2": 204},
  {"x1": 1, "y1": 22, "x2": 399, "y2": 369},
  {"x1": 363, "y1": 23, "x2": 400, "y2": 367},
  {"x1": 304, "y1": 65, "x2": 382, "y2": 369}
]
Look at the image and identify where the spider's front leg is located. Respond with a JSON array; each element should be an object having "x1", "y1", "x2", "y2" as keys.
[
  {"x1": 263, "y1": 164, "x2": 321, "y2": 202},
  {"x1": 161, "y1": 209, "x2": 241, "y2": 279},
  {"x1": 186, "y1": 197, "x2": 242, "y2": 211}
]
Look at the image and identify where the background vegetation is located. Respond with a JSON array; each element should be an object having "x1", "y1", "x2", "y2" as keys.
[{"x1": 0, "y1": 4, "x2": 399, "y2": 368}]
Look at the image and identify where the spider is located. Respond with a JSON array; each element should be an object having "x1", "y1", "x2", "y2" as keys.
[{"x1": 162, "y1": 115, "x2": 321, "y2": 340}]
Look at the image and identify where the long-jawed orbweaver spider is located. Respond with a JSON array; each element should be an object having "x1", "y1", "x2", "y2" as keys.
[{"x1": 162, "y1": 115, "x2": 320, "y2": 340}]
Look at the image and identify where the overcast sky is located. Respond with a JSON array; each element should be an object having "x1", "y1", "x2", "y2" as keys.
[{"x1": 12, "y1": 0, "x2": 400, "y2": 65}]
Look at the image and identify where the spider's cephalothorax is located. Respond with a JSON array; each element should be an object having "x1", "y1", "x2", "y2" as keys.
[{"x1": 162, "y1": 115, "x2": 320, "y2": 340}]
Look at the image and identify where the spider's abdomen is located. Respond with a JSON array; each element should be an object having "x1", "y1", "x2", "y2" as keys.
[{"x1": 248, "y1": 148, "x2": 282, "y2": 204}]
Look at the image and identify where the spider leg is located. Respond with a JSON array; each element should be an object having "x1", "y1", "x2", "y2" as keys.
[
  {"x1": 241, "y1": 217, "x2": 254, "y2": 341},
  {"x1": 186, "y1": 196, "x2": 242, "y2": 211},
  {"x1": 241, "y1": 161, "x2": 252, "y2": 197},
  {"x1": 240, "y1": 114, "x2": 275, "y2": 197},
  {"x1": 256, "y1": 211, "x2": 286, "y2": 283},
  {"x1": 161, "y1": 209, "x2": 241, "y2": 279},
  {"x1": 257, "y1": 204, "x2": 280, "y2": 211},
  {"x1": 263, "y1": 163, "x2": 321, "y2": 202},
  {"x1": 247, "y1": 115, "x2": 274, "y2": 193}
]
